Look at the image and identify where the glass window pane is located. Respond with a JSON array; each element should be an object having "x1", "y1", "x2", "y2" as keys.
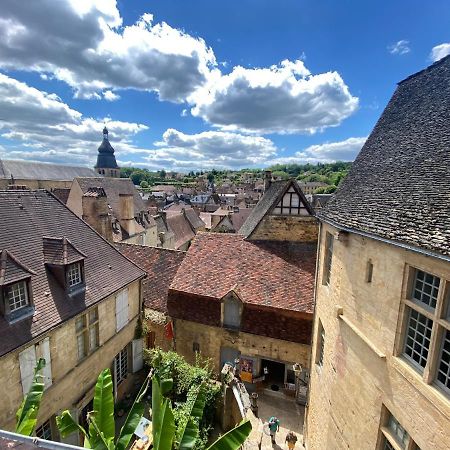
[
  {"x1": 89, "y1": 324, "x2": 98, "y2": 351},
  {"x1": 68, "y1": 263, "x2": 82, "y2": 287},
  {"x1": 77, "y1": 333, "x2": 86, "y2": 360},
  {"x1": 403, "y1": 308, "x2": 433, "y2": 370},
  {"x1": 76, "y1": 316, "x2": 85, "y2": 332},
  {"x1": 412, "y1": 270, "x2": 440, "y2": 309},
  {"x1": 7, "y1": 281, "x2": 29, "y2": 311},
  {"x1": 89, "y1": 308, "x2": 98, "y2": 324},
  {"x1": 436, "y1": 329, "x2": 450, "y2": 393}
]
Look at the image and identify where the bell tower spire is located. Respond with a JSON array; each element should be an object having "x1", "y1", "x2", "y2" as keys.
[{"x1": 94, "y1": 127, "x2": 120, "y2": 177}]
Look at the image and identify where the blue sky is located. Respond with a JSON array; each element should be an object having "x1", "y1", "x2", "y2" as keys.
[{"x1": 0, "y1": 0, "x2": 449, "y2": 171}]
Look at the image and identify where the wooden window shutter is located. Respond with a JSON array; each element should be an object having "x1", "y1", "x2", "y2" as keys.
[
  {"x1": 19, "y1": 345, "x2": 37, "y2": 396},
  {"x1": 39, "y1": 337, "x2": 52, "y2": 389}
]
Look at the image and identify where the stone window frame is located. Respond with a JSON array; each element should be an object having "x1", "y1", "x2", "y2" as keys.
[
  {"x1": 322, "y1": 231, "x2": 334, "y2": 286},
  {"x1": 315, "y1": 319, "x2": 325, "y2": 368},
  {"x1": 75, "y1": 307, "x2": 99, "y2": 362},
  {"x1": 377, "y1": 407, "x2": 421, "y2": 450},
  {"x1": 395, "y1": 264, "x2": 450, "y2": 396}
]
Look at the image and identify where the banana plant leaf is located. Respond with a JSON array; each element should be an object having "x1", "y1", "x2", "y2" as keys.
[
  {"x1": 206, "y1": 419, "x2": 252, "y2": 450},
  {"x1": 89, "y1": 369, "x2": 115, "y2": 447},
  {"x1": 56, "y1": 410, "x2": 91, "y2": 447},
  {"x1": 178, "y1": 383, "x2": 207, "y2": 450},
  {"x1": 15, "y1": 358, "x2": 46, "y2": 436},
  {"x1": 153, "y1": 398, "x2": 175, "y2": 450},
  {"x1": 115, "y1": 374, "x2": 150, "y2": 450}
]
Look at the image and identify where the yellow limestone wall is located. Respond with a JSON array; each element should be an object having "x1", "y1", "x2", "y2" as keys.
[
  {"x1": 173, "y1": 319, "x2": 310, "y2": 375},
  {"x1": 305, "y1": 223, "x2": 450, "y2": 450},
  {"x1": 249, "y1": 216, "x2": 318, "y2": 242},
  {"x1": 0, "y1": 280, "x2": 141, "y2": 433}
]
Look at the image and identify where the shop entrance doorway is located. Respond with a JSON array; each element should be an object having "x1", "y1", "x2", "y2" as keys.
[{"x1": 261, "y1": 358, "x2": 285, "y2": 391}]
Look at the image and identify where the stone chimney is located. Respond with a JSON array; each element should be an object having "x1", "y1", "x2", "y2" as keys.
[
  {"x1": 264, "y1": 170, "x2": 272, "y2": 192},
  {"x1": 119, "y1": 193, "x2": 135, "y2": 237},
  {"x1": 82, "y1": 187, "x2": 113, "y2": 241}
]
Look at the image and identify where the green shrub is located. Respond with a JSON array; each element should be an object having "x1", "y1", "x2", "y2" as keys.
[{"x1": 145, "y1": 349, "x2": 222, "y2": 450}]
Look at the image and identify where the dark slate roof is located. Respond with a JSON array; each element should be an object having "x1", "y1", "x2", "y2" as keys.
[
  {"x1": 115, "y1": 243, "x2": 185, "y2": 313},
  {"x1": 184, "y1": 208, "x2": 205, "y2": 230},
  {"x1": 95, "y1": 128, "x2": 119, "y2": 169},
  {"x1": 170, "y1": 232, "x2": 316, "y2": 313},
  {"x1": 239, "y1": 179, "x2": 314, "y2": 238},
  {"x1": 320, "y1": 55, "x2": 450, "y2": 257},
  {"x1": 0, "y1": 250, "x2": 36, "y2": 286},
  {"x1": 0, "y1": 190, "x2": 144, "y2": 357},
  {"x1": 42, "y1": 237, "x2": 86, "y2": 265},
  {"x1": 75, "y1": 177, "x2": 145, "y2": 215},
  {"x1": 0, "y1": 159, "x2": 96, "y2": 181}
]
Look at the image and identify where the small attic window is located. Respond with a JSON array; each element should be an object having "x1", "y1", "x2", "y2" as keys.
[
  {"x1": 7, "y1": 280, "x2": 30, "y2": 312},
  {"x1": 67, "y1": 262, "x2": 83, "y2": 287},
  {"x1": 42, "y1": 237, "x2": 86, "y2": 295},
  {"x1": 0, "y1": 250, "x2": 36, "y2": 322}
]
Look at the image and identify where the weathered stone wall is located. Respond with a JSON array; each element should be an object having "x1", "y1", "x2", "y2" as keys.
[
  {"x1": 305, "y1": 223, "x2": 450, "y2": 450},
  {"x1": 249, "y1": 215, "x2": 318, "y2": 242},
  {"x1": 0, "y1": 280, "x2": 141, "y2": 433},
  {"x1": 173, "y1": 318, "x2": 310, "y2": 375}
]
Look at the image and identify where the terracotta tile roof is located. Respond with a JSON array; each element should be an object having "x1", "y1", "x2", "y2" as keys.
[
  {"x1": 320, "y1": 56, "x2": 450, "y2": 257},
  {"x1": 0, "y1": 190, "x2": 145, "y2": 357},
  {"x1": 115, "y1": 243, "x2": 185, "y2": 313},
  {"x1": 170, "y1": 232, "x2": 316, "y2": 313},
  {"x1": 184, "y1": 208, "x2": 205, "y2": 230}
]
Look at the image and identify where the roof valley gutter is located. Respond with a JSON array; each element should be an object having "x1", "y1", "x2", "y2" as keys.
[{"x1": 321, "y1": 217, "x2": 450, "y2": 263}]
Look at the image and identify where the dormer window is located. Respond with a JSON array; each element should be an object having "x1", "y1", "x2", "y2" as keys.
[
  {"x1": 7, "y1": 280, "x2": 29, "y2": 312},
  {"x1": 43, "y1": 237, "x2": 86, "y2": 295},
  {"x1": 0, "y1": 250, "x2": 36, "y2": 322},
  {"x1": 67, "y1": 262, "x2": 82, "y2": 287}
]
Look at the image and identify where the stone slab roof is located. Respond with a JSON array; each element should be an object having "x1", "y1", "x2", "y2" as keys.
[
  {"x1": 170, "y1": 232, "x2": 316, "y2": 313},
  {"x1": 166, "y1": 211, "x2": 196, "y2": 249},
  {"x1": 0, "y1": 159, "x2": 96, "y2": 181},
  {"x1": 320, "y1": 56, "x2": 450, "y2": 257},
  {"x1": 115, "y1": 243, "x2": 185, "y2": 313},
  {"x1": 0, "y1": 190, "x2": 144, "y2": 357},
  {"x1": 75, "y1": 177, "x2": 145, "y2": 215}
]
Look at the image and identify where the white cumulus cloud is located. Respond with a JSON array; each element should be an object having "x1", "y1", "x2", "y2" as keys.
[
  {"x1": 191, "y1": 60, "x2": 358, "y2": 134},
  {"x1": 0, "y1": 0, "x2": 358, "y2": 135},
  {"x1": 0, "y1": 0, "x2": 217, "y2": 102},
  {"x1": 0, "y1": 74, "x2": 148, "y2": 166},
  {"x1": 430, "y1": 43, "x2": 450, "y2": 62},
  {"x1": 268, "y1": 137, "x2": 367, "y2": 165}
]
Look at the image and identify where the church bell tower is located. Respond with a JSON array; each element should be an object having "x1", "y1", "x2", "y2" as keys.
[{"x1": 94, "y1": 127, "x2": 120, "y2": 177}]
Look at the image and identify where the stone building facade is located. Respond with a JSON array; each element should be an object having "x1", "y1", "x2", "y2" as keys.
[
  {"x1": 167, "y1": 179, "x2": 318, "y2": 397},
  {"x1": 305, "y1": 56, "x2": 450, "y2": 449},
  {"x1": 0, "y1": 190, "x2": 145, "y2": 444}
]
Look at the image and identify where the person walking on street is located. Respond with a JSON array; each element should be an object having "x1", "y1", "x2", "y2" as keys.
[
  {"x1": 268, "y1": 416, "x2": 280, "y2": 444},
  {"x1": 285, "y1": 431, "x2": 297, "y2": 450}
]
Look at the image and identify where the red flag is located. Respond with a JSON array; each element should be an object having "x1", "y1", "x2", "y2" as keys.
[{"x1": 164, "y1": 321, "x2": 174, "y2": 340}]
